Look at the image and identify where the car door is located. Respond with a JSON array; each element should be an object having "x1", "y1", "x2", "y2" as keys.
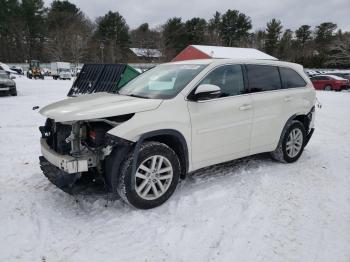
[
  {"x1": 246, "y1": 64, "x2": 287, "y2": 154},
  {"x1": 279, "y1": 65, "x2": 313, "y2": 127},
  {"x1": 187, "y1": 64, "x2": 253, "y2": 170}
]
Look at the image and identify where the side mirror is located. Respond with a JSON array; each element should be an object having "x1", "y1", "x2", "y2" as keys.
[{"x1": 192, "y1": 84, "x2": 221, "y2": 101}]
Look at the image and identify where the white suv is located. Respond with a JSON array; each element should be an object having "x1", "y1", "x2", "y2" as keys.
[{"x1": 39, "y1": 59, "x2": 316, "y2": 209}]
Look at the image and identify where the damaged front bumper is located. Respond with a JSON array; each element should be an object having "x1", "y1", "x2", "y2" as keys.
[
  {"x1": 39, "y1": 156, "x2": 106, "y2": 194},
  {"x1": 40, "y1": 138, "x2": 96, "y2": 174},
  {"x1": 39, "y1": 156, "x2": 81, "y2": 193},
  {"x1": 39, "y1": 138, "x2": 103, "y2": 194}
]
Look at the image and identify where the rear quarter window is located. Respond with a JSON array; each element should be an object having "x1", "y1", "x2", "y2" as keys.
[
  {"x1": 279, "y1": 67, "x2": 307, "y2": 89},
  {"x1": 246, "y1": 64, "x2": 281, "y2": 92}
]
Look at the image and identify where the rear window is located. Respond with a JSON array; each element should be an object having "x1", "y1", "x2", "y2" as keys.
[
  {"x1": 279, "y1": 67, "x2": 307, "y2": 89},
  {"x1": 246, "y1": 64, "x2": 281, "y2": 92}
]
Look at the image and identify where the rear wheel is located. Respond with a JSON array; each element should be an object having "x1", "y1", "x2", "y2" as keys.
[
  {"x1": 117, "y1": 141, "x2": 181, "y2": 209},
  {"x1": 324, "y1": 85, "x2": 332, "y2": 91},
  {"x1": 271, "y1": 120, "x2": 306, "y2": 163}
]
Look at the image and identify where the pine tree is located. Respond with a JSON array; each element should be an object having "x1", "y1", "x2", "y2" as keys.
[
  {"x1": 264, "y1": 18, "x2": 282, "y2": 56},
  {"x1": 220, "y1": 9, "x2": 252, "y2": 47}
]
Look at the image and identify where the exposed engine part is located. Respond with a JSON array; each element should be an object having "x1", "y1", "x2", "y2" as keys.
[
  {"x1": 39, "y1": 119, "x2": 135, "y2": 194},
  {"x1": 39, "y1": 118, "x2": 117, "y2": 175},
  {"x1": 69, "y1": 122, "x2": 82, "y2": 156}
]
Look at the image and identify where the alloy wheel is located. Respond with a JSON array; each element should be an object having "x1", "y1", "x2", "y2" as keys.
[
  {"x1": 135, "y1": 155, "x2": 173, "y2": 200},
  {"x1": 286, "y1": 128, "x2": 303, "y2": 158}
]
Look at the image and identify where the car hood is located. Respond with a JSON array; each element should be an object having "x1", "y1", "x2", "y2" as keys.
[{"x1": 39, "y1": 92, "x2": 162, "y2": 122}]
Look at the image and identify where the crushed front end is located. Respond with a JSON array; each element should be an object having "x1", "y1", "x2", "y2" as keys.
[{"x1": 39, "y1": 117, "x2": 133, "y2": 194}]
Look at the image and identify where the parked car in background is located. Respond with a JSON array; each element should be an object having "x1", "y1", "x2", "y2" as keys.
[
  {"x1": 0, "y1": 70, "x2": 17, "y2": 96},
  {"x1": 305, "y1": 70, "x2": 318, "y2": 77},
  {"x1": 310, "y1": 75, "x2": 349, "y2": 91},
  {"x1": 330, "y1": 72, "x2": 350, "y2": 85},
  {"x1": 42, "y1": 68, "x2": 51, "y2": 77},
  {"x1": 0, "y1": 62, "x2": 17, "y2": 75},
  {"x1": 10, "y1": 66, "x2": 24, "y2": 75},
  {"x1": 39, "y1": 59, "x2": 316, "y2": 209}
]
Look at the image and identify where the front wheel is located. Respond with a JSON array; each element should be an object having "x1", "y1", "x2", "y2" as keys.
[
  {"x1": 271, "y1": 120, "x2": 306, "y2": 163},
  {"x1": 117, "y1": 141, "x2": 181, "y2": 209}
]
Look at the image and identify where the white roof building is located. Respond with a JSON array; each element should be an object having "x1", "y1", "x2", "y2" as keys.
[
  {"x1": 130, "y1": 48, "x2": 162, "y2": 58},
  {"x1": 172, "y1": 45, "x2": 277, "y2": 61}
]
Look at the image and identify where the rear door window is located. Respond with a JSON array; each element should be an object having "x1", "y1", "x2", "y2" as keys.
[
  {"x1": 279, "y1": 67, "x2": 307, "y2": 89},
  {"x1": 246, "y1": 64, "x2": 281, "y2": 92}
]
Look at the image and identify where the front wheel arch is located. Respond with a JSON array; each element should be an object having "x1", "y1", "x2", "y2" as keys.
[
  {"x1": 104, "y1": 129, "x2": 189, "y2": 193},
  {"x1": 136, "y1": 129, "x2": 189, "y2": 178}
]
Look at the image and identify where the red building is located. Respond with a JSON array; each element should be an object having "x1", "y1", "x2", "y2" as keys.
[{"x1": 172, "y1": 45, "x2": 277, "y2": 62}]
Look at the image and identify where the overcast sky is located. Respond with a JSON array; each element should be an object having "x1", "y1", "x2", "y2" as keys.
[{"x1": 44, "y1": 0, "x2": 350, "y2": 31}]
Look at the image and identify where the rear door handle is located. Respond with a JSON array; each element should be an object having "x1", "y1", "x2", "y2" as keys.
[
  {"x1": 284, "y1": 96, "x2": 293, "y2": 102},
  {"x1": 239, "y1": 104, "x2": 252, "y2": 111}
]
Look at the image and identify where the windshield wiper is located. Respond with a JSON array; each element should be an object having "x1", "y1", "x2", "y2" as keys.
[{"x1": 128, "y1": 94, "x2": 150, "y2": 99}]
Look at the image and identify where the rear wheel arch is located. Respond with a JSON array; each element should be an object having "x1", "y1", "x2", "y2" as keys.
[
  {"x1": 276, "y1": 113, "x2": 311, "y2": 151},
  {"x1": 293, "y1": 114, "x2": 311, "y2": 131},
  {"x1": 271, "y1": 120, "x2": 306, "y2": 163}
]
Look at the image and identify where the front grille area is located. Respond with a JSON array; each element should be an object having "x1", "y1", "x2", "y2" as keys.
[{"x1": 41, "y1": 119, "x2": 72, "y2": 154}]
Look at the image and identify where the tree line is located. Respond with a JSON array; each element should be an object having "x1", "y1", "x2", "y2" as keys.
[{"x1": 1, "y1": 0, "x2": 349, "y2": 68}]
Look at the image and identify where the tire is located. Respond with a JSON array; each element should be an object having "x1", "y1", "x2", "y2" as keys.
[
  {"x1": 11, "y1": 90, "x2": 17, "y2": 96},
  {"x1": 324, "y1": 85, "x2": 332, "y2": 91},
  {"x1": 271, "y1": 120, "x2": 306, "y2": 163},
  {"x1": 117, "y1": 141, "x2": 181, "y2": 209}
]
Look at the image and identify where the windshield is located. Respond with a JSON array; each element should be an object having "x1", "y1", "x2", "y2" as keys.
[{"x1": 118, "y1": 64, "x2": 207, "y2": 99}]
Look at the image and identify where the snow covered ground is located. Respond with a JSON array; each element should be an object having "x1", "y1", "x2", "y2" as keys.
[{"x1": 1, "y1": 77, "x2": 350, "y2": 262}]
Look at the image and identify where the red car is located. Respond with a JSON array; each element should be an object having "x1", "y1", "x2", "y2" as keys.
[{"x1": 310, "y1": 75, "x2": 349, "y2": 91}]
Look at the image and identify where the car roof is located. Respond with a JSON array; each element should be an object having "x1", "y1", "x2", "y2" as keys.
[{"x1": 168, "y1": 58, "x2": 303, "y2": 70}]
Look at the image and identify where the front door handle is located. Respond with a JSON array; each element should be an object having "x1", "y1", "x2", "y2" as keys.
[
  {"x1": 284, "y1": 96, "x2": 293, "y2": 102},
  {"x1": 239, "y1": 104, "x2": 252, "y2": 111}
]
